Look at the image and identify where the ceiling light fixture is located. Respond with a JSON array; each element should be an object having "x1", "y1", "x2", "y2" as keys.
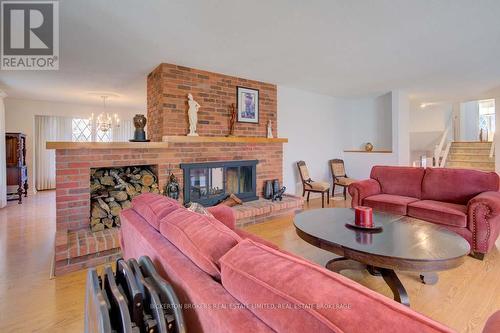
[{"x1": 89, "y1": 95, "x2": 120, "y2": 133}]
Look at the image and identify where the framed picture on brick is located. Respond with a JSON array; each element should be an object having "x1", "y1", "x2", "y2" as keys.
[{"x1": 237, "y1": 87, "x2": 259, "y2": 123}]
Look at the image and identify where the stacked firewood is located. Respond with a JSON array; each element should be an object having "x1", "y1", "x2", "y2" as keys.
[{"x1": 90, "y1": 166, "x2": 159, "y2": 232}]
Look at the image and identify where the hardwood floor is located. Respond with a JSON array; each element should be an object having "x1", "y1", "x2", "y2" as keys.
[{"x1": 0, "y1": 191, "x2": 498, "y2": 332}]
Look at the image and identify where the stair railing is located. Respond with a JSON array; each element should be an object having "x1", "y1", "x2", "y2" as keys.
[{"x1": 433, "y1": 115, "x2": 453, "y2": 167}]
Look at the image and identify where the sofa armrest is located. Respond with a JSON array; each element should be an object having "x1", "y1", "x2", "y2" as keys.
[
  {"x1": 207, "y1": 205, "x2": 236, "y2": 230},
  {"x1": 467, "y1": 191, "x2": 500, "y2": 254},
  {"x1": 348, "y1": 179, "x2": 381, "y2": 208}
]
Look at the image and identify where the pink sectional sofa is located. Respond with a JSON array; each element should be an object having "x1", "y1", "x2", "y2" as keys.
[
  {"x1": 349, "y1": 166, "x2": 500, "y2": 258},
  {"x1": 120, "y1": 193, "x2": 454, "y2": 332}
]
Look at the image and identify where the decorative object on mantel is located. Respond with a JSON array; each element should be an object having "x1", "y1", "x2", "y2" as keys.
[
  {"x1": 267, "y1": 120, "x2": 273, "y2": 138},
  {"x1": 237, "y1": 86, "x2": 259, "y2": 123},
  {"x1": 364, "y1": 142, "x2": 374, "y2": 151},
  {"x1": 89, "y1": 95, "x2": 120, "y2": 133},
  {"x1": 130, "y1": 114, "x2": 150, "y2": 142},
  {"x1": 227, "y1": 103, "x2": 236, "y2": 137},
  {"x1": 187, "y1": 93, "x2": 201, "y2": 136},
  {"x1": 216, "y1": 193, "x2": 243, "y2": 207}
]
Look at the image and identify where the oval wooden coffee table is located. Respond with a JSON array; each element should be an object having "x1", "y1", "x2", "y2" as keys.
[{"x1": 294, "y1": 208, "x2": 470, "y2": 306}]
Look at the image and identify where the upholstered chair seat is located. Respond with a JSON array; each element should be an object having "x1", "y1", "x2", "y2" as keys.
[
  {"x1": 335, "y1": 176, "x2": 356, "y2": 186},
  {"x1": 305, "y1": 181, "x2": 330, "y2": 191}
]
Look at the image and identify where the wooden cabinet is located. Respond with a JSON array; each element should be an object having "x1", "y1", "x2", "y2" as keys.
[{"x1": 5, "y1": 133, "x2": 28, "y2": 204}]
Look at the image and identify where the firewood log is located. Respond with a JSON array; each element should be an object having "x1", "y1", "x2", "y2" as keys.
[
  {"x1": 120, "y1": 200, "x2": 132, "y2": 209},
  {"x1": 125, "y1": 184, "x2": 137, "y2": 197},
  {"x1": 97, "y1": 198, "x2": 111, "y2": 213},
  {"x1": 108, "y1": 201, "x2": 122, "y2": 216},
  {"x1": 114, "y1": 216, "x2": 121, "y2": 227},
  {"x1": 110, "y1": 191, "x2": 128, "y2": 201},
  {"x1": 91, "y1": 222, "x2": 105, "y2": 232},
  {"x1": 140, "y1": 172, "x2": 155, "y2": 187},
  {"x1": 141, "y1": 186, "x2": 151, "y2": 193},
  {"x1": 100, "y1": 175, "x2": 115, "y2": 186},
  {"x1": 90, "y1": 180, "x2": 103, "y2": 194},
  {"x1": 91, "y1": 203, "x2": 107, "y2": 218},
  {"x1": 104, "y1": 197, "x2": 115, "y2": 202},
  {"x1": 102, "y1": 218, "x2": 114, "y2": 229}
]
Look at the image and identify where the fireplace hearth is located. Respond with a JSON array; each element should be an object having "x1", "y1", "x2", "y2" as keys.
[{"x1": 180, "y1": 160, "x2": 258, "y2": 206}]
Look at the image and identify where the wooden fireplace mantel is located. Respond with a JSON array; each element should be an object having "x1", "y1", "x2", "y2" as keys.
[
  {"x1": 162, "y1": 136, "x2": 288, "y2": 144},
  {"x1": 46, "y1": 137, "x2": 288, "y2": 150},
  {"x1": 46, "y1": 141, "x2": 171, "y2": 149}
]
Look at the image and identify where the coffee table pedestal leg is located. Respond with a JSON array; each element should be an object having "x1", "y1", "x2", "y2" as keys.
[
  {"x1": 326, "y1": 258, "x2": 411, "y2": 307},
  {"x1": 325, "y1": 257, "x2": 366, "y2": 272},
  {"x1": 379, "y1": 268, "x2": 410, "y2": 307}
]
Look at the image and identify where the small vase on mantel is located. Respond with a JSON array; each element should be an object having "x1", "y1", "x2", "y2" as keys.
[{"x1": 130, "y1": 114, "x2": 150, "y2": 142}]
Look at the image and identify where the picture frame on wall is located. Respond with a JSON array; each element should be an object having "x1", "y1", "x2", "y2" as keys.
[{"x1": 237, "y1": 86, "x2": 259, "y2": 123}]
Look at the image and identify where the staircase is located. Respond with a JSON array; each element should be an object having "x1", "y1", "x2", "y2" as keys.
[{"x1": 445, "y1": 141, "x2": 495, "y2": 172}]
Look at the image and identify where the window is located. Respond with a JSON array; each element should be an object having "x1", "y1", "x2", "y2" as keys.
[
  {"x1": 478, "y1": 99, "x2": 495, "y2": 141},
  {"x1": 72, "y1": 118, "x2": 113, "y2": 142},
  {"x1": 72, "y1": 118, "x2": 92, "y2": 142}
]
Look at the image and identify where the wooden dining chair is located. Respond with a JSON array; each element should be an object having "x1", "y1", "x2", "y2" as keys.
[
  {"x1": 297, "y1": 161, "x2": 330, "y2": 208},
  {"x1": 329, "y1": 159, "x2": 356, "y2": 200}
]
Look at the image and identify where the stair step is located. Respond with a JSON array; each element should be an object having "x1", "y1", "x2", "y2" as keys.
[
  {"x1": 451, "y1": 141, "x2": 492, "y2": 148},
  {"x1": 446, "y1": 165, "x2": 495, "y2": 172},
  {"x1": 450, "y1": 148, "x2": 492, "y2": 155},
  {"x1": 446, "y1": 161, "x2": 495, "y2": 168},
  {"x1": 448, "y1": 154, "x2": 494, "y2": 162}
]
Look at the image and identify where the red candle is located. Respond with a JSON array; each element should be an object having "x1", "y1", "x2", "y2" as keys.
[{"x1": 355, "y1": 206, "x2": 373, "y2": 227}]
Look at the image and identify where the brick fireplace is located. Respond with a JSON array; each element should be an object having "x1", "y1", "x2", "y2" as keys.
[{"x1": 48, "y1": 63, "x2": 295, "y2": 275}]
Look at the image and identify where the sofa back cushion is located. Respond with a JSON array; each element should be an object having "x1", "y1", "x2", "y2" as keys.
[
  {"x1": 220, "y1": 239, "x2": 452, "y2": 333},
  {"x1": 131, "y1": 193, "x2": 182, "y2": 230},
  {"x1": 370, "y1": 166, "x2": 425, "y2": 199},
  {"x1": 422, "y1": 168, "x2": 499, "y2": 205},
  {"x1": 159, "y1": 208, "x2": 241, "y2": 280}
]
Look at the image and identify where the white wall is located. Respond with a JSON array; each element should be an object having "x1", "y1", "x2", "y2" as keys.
[
  {"x1": 343, "y1": 93, "x2": 392, "y2": 150},
  {"x1": 409, "y1": 102, "x2": 452, "y2": 163},
  {"x1": 342, "y1": 91, "x2": 410, "y2": 179},
  {"x1": 460, "y1": 101, "x2": 479, "y2": 141},
  {"x1": 4, "y1": 98, "x2": 141, "y2": 193},
  {"x1": 0, "y1": 91, "x2": 6, "y2": 208},
  {"x1": 278, "y1": 87, "x2": 399, "y2": 195},
  {"x1": 278, "y1": 86, "x2": 347, "y2": 195}
]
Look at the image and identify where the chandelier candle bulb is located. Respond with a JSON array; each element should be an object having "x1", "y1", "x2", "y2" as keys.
[{"x1": 354, "y1": 206, "x2": 373, "y2": 227}]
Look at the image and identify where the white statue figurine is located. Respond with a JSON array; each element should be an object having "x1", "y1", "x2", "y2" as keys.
[
  {"x1": 187, "y1": 93, "x2": 201, "y2": 136},
  {"x1": 267, "y1": 120, "x2": 273, "y2": 138}
]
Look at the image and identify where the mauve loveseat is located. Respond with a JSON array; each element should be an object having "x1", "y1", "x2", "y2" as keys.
[
  {"x1": 349, "y1": 166, "x2": 500, "y2": 258},
  {"x1": 120, "y1": 193, "x2": 453, "y2": 333}
]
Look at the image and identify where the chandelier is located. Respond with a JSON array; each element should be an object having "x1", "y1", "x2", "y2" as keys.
[{"x1": 89, "y1": 95, "x2": 120, "y2": 132}]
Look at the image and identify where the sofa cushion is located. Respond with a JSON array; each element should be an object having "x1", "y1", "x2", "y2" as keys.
[
  {"x1": 220, "y1": 239, "x2": 452, "y2": 333},
  {"x1": 370, "y1": 166, "x2": 425, "y2": 199},
  {"x1": 159, "y1": 208, "x2": 241, "y2": 280},
  {"x1": 407, "y1": 200, "x2": 467, "y2": 228},
  {"x1": 131, "y1": 193, "x2": 182, "y2": 230},
  {"x1": 422, "y1": 168, "x2": 499, "y2": 205},
  {"x1": 363, "y1": 194, "x2": 419, "y2": 215}
]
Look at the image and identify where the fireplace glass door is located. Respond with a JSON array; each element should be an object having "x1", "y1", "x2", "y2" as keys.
[{"x1": 181, "y1": 160, "x2": 258, "y2": 206}]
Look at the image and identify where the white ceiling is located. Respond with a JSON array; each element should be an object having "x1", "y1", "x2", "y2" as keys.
[{"x1": 1, "y1": 0, "x2": 500, "y2": 109}]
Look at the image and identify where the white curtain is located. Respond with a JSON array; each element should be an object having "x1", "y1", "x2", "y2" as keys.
[
  {"x1": 113, "y1": 119, "x2": 134, "y2": 141},
  {"x1": 35, "y1": 116, "x2": 72, "y2": 190}
]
